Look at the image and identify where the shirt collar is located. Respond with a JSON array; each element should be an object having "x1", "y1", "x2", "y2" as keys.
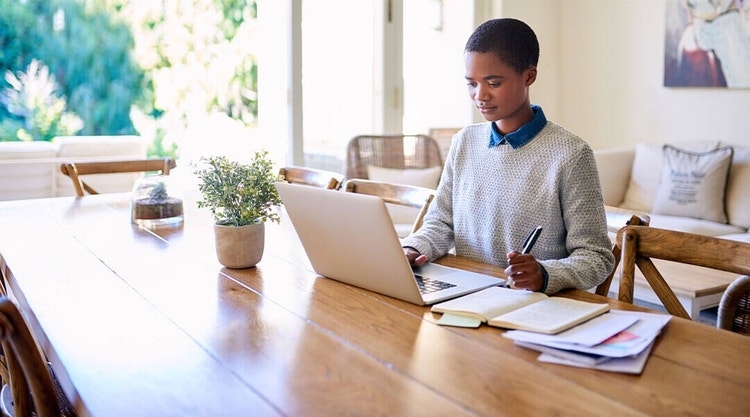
[{"x1": 489, "y1": 104, "x2": 547, "y2": 149}]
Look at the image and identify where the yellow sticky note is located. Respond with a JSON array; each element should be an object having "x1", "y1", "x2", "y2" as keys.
[{"x1": 436, "y1": 313, "x2": 482, "y2": 328}]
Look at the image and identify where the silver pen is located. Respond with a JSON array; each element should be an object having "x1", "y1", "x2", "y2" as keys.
[{"x1": 521, "y1": 226, "x2": 543, "y2": 254}]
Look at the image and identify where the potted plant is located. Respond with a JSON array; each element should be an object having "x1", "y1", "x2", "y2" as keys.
[{"x1": 194, "y1": 151, "x2": 282, "y2": 268}]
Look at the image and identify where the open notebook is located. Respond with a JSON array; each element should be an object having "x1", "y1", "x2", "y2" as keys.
[{"x1": 275, "y1": 182, "x2": 503, "y2": 305}]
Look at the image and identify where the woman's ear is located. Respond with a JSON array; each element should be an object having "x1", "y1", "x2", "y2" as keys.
[{"x1": 525, "y1": 67, "x2": 537, "y2": 86}]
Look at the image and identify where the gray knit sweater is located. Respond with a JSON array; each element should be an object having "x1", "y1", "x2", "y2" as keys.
[{"x1": 401, "y1": 121, "x2": 615, "y2": 295}]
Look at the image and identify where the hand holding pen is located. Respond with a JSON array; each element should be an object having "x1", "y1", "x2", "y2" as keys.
[{"x1": 505, "y1": 226, "x2": 543, "y2": 290}]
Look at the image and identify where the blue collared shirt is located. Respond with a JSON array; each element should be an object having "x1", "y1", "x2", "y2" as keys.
[
  {"x1": 489, "y1": 104, "x2": 547, "y2": 148},
  {"x1": 488, "y1": 104, "x2": 550, "y2": 291}
]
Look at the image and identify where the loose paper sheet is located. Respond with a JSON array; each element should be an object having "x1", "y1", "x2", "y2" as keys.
[
  {"x1": 504, "y1": 312, "x2": 638, "y2": 347},
  {"x1": 537, "y1": 341, "x2": 656, "y2": 374},
  {"x1": 505, "y1": 310, "x2": 670, "y2": 358}
]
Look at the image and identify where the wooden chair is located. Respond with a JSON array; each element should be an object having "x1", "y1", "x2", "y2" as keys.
[
  {"x1": 717, "y1": 275, "x2": 750, "y2": 335},
  {"x1": 594, "y1": 213, "x2": 650, "y2": 297},
  {"x1": 278, "y1": 166, "x2": 344, "y2": 190},
  {"x1": 343, "y1": 178, "x2": 435, "y2": 234},
  {"x1": 614, "y1": 225, "x2": 750, "y2": 320},
  {"x1": 0, "y1": 284, "x2": 6, "y2": 390},
  {"x1": 428, "y1": 127, "x2": 461, "y2": 160},
  {"x1": 345, "y1": 135, "x2": 442, "y2": 180},
  {"x1": 60, "y1": 158, "x2": 177, "y2": 197},
  {"x1": 0, "y1": 297, "x2": 61, "y2": 417}
]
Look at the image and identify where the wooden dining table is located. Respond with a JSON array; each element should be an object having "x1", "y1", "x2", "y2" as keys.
[{"x1": 0, "y1": 191, "x2": 749, "y2": 417}]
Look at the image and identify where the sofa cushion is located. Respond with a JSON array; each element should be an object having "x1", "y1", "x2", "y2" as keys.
[
  {"x1": 366, "y1": 165, "x2": 442, "y2": 188},
  {"x1": 647, "y1": 213, "x2": 746, "y2": 237},
  {"x1": 367, "y1": 165, "x2": 441, "y2": 236},
  {"x1": 0, "y1": 141, "x2": 56, "y2": 200},
  {"x1": 651, "y1": 145, "x2": 733, "y2": 224},
  {"x1": 53, "y1": 135, "x2": 146, "y2": 158},
  {"x1": 725, "y1": 145, "x2": 750, "y2": 229},
  {"x1": 621, "y1": 141, "x2": 719, "y2": 212},
  {"x1": 718, "y1": 233, "x2": 750, "y2": 243},
  {"x1": 593, "y1": 147, "x2": 635, "y2": 206}
]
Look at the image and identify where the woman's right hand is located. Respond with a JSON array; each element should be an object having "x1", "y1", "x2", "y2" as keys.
[{"x1": 404, "y1": 247, "x2": 428, "y2": 267}]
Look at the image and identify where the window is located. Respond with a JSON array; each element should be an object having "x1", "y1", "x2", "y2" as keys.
[{"x1": 258, "y1": 0, "x2": 475, "y2": 172}]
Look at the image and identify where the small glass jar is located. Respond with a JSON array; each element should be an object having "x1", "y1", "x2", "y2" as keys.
[{"x1": 130, "y1": 174, "x2": 184, "y2": 228}]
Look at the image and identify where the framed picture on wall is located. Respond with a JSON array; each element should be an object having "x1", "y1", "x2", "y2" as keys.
[{"x1": 664, "y1": 0, "x2": 750, "y2": 88}]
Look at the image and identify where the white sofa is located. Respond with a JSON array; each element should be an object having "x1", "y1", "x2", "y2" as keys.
[
  {"x1": 0, "y1": 135, "x2": 147, "y2": 201},
  {"x1": 594, "y1": 141, "x2": 750, "y2": 318}
]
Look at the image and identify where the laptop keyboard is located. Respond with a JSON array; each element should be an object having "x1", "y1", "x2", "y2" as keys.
[{"x1": 414, "y1": 274, "x2": 457, "y2": 295}]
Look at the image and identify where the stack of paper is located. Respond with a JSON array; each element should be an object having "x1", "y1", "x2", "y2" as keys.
[{"x1": 503, "y1": 310, "x2": 671, "y2": 374}]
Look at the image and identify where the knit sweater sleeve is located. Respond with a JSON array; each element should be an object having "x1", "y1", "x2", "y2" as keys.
[{"x1": 537, "y1": 144, "x2": 615, "y2": 294}]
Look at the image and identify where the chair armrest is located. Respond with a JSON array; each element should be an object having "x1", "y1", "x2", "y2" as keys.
[{"x1": 594, "y1": 147, "x2": 635, "y2": 206}]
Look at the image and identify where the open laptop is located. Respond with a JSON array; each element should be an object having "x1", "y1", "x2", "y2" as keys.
[{"x1": 275, "y1": 182, "x2": 504, "y2": 305}]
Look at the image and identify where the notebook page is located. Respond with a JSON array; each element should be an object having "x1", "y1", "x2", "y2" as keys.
[{"x1": 488, "y1": 298, "x2": 609, "y2": 334}]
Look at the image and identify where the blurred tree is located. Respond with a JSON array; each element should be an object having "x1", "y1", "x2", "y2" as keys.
[
  {"x1": 0, "y1": 0, "x2": 148, "y2": 139},
  {"x1": 1, "y1": 59, "x2": 83, "y2": 142},
  {"x1": 119, "y1": 0, "x2": 258, "y2": 127},
  {"x1": 0, "y1": 0, "x2": 52, "y2": 73},
  {"x1": 42, "y1": 0, "x2": 147, "y2": 135},
  {"x1": 0, "y1": 0, "x2": 54, "y2": 139},
  {"x1": 0, "y1": 0, "x2": 259, "y2": 156}
]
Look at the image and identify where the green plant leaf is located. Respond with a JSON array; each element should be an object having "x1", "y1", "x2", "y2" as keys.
[{"x1": 194, "y1": 151, "x2": 281, "y2": 226}]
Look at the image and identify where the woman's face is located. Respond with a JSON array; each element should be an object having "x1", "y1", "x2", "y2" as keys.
[{"x1": 464, "y1": 51, "x2": 536, "y2": 133}]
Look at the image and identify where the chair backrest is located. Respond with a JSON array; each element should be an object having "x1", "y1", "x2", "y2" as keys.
[
  {"x1": 0, "y1": 297, "x2": 61, "y2": 417},
  {"x1": 60, "y1": 158, "x2": 177, "y2": 197},
  {"x1": 616, "y1": 225, "x2": 750, "y2": 319},
  {"x1": 345, "y1": 135, "x2": 442, "y2": 180},
  {"x1": 343, "y1": 178, "x2": 435, "y2": 234},
  {"x1": 717, "y1": 275, "x2": 750, "y2": 335},
  {"x1": 594, "y1": 213, "x2": 650, "y2": 297},
  {"x1": 428, "y1": 127, "x2": 461, "y2": 161},
  {"x1": 278, "y1": 166, "x2": 344, "y2": 190}
]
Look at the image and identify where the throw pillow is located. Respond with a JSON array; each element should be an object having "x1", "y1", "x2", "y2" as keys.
[
  {"x1": 621, "y1": 141, "x2": 720, "y2": 212},
  {"x1": 651, "y1": 145, "x2": 734, "y2": 223},
  {"x1": 366, "y1": 165, "x2": 442, "y2": 189},
  {"x1": 366, "y1": 165, "x2": 441, "y2": 232}
]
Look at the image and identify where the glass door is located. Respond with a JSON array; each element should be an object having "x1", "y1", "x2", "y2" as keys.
[{"x1": 300, "y1": 0, "x2": 381, "y2": 172}]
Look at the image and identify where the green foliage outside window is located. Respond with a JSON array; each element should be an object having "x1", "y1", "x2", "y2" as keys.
[
  {"x1": 0, "y1": 0, "x2": 147, "y2": 140},
  {"x1": 0, "y1": 59, "x2": 83, "y2": 142},
  {"x1": 122, "y1": 0, "x2": 259, "y2": 128},
  {"x1": 0, "y1": 0, "x2": 259, "y2": 158}
]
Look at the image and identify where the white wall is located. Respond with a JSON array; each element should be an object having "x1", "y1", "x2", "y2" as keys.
[
  {"x1": 496, "y1": 0, "x2": 750, "y2": 149},
  {"x1": 402, "y1": 0, "x2": 477, "y2": 133},
  {"x1": 259, "y1": 0, "x2": 749, "y2": 172},
  {"x1": 499, "y1": 0, "x2": 563, "y2": 125}
]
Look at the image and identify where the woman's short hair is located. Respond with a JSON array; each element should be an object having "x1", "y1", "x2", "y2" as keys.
[{"x1": 465, "y1": 18, "x2": 540, "y2": 74}]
